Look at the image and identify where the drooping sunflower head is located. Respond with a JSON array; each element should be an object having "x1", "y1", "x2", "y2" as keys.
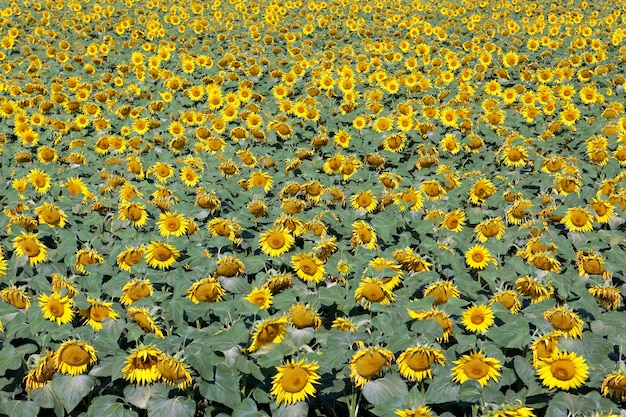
[
  {"x1": 288, "y1": 304, "x2": 322, "y2": 330},
  {"x1": 247, "y1": 316, "x2": 288, "y2": 353},
  {"x1": 349, "y1": 347, "x2": 394, "y2": 388},
  {"x1": 536, "y1": 350, "x2": 588, "y2": 391},
  {"x1": 81, "y1": 298, "x2": 120, "y2": 331},
  {"x1": 127, "y1": 307, "x2": 164, "y2": 338},
  {"x1": 55, "y1": 340, "x2": 97, "y2": 376},
  {"x1": 489, "y1": 289, "x2": 521, "y2": 314},
  {"x1": 407, "y1": 308, "x2": 454, "y2": 342},
  {"x1": 397, "y1": 346, "x2": 445, "y2": 382},
  {"x1": 262, "y1": 274, "x2": 293, "y2": 295},
  {"x1": 74, "y1": 249, "x2": 105, "y2": 274},
  {"x1": 424, "y1": 280, "x2": 460, "y2": 306},
  {"x1": 543, "y1": 307, "x2": 583, "y2": 338},
  {"x1": 474, "y1": 217, "x2": 506, "y2": 242},
  {"x1": 121, "y1": 346, "x2": 163, "y2": 385},
  {"x1": 156, "y1": 355, "x2": 192, "y2": 389},
  {"x1": 117, "y1": 246, "x2": 146, "y2": 272},
  {"x1": 215, "y1": 256, "x2": 245, "y2": 277},
  {"x1": 34, "y1": 202, "x2": 67, "y2": 228},
  {"x1": 0, "y1": 286, "x2": 30, "y2": 310},
  {"x1": 452, "y1": 350, "x2": 501, "y2": 387},
  {"x1": 601, "y1": 371, "x2": 626, "y2": 401},
  {"x1": 186, "y1": 276, "x2": 226, "y2": 304},
  {"x1": 530, "y1": 331, "x2": 563, "y2": 368},
  {"x1": 270, "y1": 358, "x2": 322, "y2": 406},
  {"x1": 24, "y1": 351, "x2": 57, "y2": 392},
  {"x1": 588, "y1": 284, "x2": 622, "y2": 310}
]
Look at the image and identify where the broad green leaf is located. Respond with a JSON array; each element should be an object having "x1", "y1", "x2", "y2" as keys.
[
  {"x1": 123, "y1": 384, "x2": 169, "y2": 410},
  {"x1": 1, "y1": 400, "x2": 40, "y2": 417},
  {"x1": 362, "y1": 373, "x2": 410, "y2": 406},
  {"x1": 231, "y1": 398, "x2": 267, "y2": 417},
  {"x1": 0, "y1": 344, "x2": 22, "y2": 374},
  {"x1": 199, "y1": 364, "x2": 242, "y2": 407},
  {"x1": 271, "y1": 402, "x2": 308, "y2": 417},
  {"x1": 146, "y1": 396, "x2": 196, "y2": 417},
  {"x1": 87, "y1": 395, "x2": 139, "y2": 417},
  {"x1": 51, "y1": 374, "x2": 95, "y2": 414},
  {"x1": 487, "y1": 315, "x2": 532, "y2": 348}
]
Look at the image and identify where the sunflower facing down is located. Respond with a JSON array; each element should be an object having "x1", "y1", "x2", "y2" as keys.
[
  {"x1": 588, "y1": 284, "x2": 622, "y2": 310},
  {"x1": 489, "y1": 289, "x2": 521, "y2": 314},
  {"x1": 117, "y1": 246, "x2": 146, "y2": 272},
  {"x1": 462, "y1": 304, "x2": 495, "y2": 334},
  {"x1": 601, "y1": 371, "x2": 626, "y2": 400},
  {"x1": 0, "y1": 286, "x2": 31, "y2": 310},
  {"x1": 452, "y1": 350, "x2": 501, "y2": 387},
  {"x1": 530, "y1": 332, "x2": 563, "y2": 368},
  {"x1": 74, "y1": 249, "x2": 105, "y2": 274},
  {"x1": 39, "y1": 292, "x2": 75, "y2": 325},
  {"x1": 186, "y1": 276, "x2": 226, "y2": 303},
  {"x1": 24, "y1": 351, "x2": 57, "y2": 392},
  {"x1": 349, "y1": 347, "x2": 395, "y2": 388},
  {"x1": 122, "y1": 346, "x2": 164, "y2": 385},
  {"x1": 355, "y1": 277, "x2": 396, "y2": 310},
  {"x1": 465, "y1": 244, "x2": 497, "y2": 270},
  {"x1": 407, "y1": 308, "x2": 454, "y2": 343},
  {"x1": 246, "y1": 316, "x2": 288, "y2": 353},
  {"x1": 81, "y1": 298, "x2": 120, "y2": 331},
  {"x1": 351, "y1": 220, "x2": 378, "y2": 250},
  {"x1": 474, "y1": 217, "x2": 506, "y2": 242},
  {"x1": 55, "y1": 340, "x2": 97, "y2": 376},
  {"x1": 288, "y1": 304, "x2": 322, "y2": 329},
  {"x1": 536, "y1": 351, "x2": 588, "y2": 391},
  {"x1": 543, "y1": 307, "x2": 584, "y2": 338},
  {"x1": 34, "y1": 202, "x2": 67, "y2": 228},
  {"x1": 127, "y1": 307, "x2": 164, "y2": 338},
  {"x1": 270, "y1": 358, "x2": 321, "y2": 406},
  {"x1": 259, "y1": 226, "x2": 295, "y2": 257},
  {"x1": 118, "y1": 202, "x2": 148, "y2": 228},
  {"x1": 423, "y1": 280, "x2": 460, "y2": 306},
  {"x1": 145, "y1": 241, "x2": 180, "y2": 270},
  {"x1": 13, "y1": 232, "x2": 48, "y2": 266},
  {"x1": 397, "y1": 346, "x2": 445, "y2": 382},
  {"x1": 291, "y1": 252, "x2": 325, "y2": 283},
  {"x1": 120, "y1": 279, "x2": 153, "y2": 305},
  {"x1": 157, "y1": 354, "x2": 192, "y2": 389}
]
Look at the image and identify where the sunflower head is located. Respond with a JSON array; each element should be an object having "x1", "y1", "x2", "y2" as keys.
[
  {"x1": 270, "y1": 358, "x2": 321, "y2": 405},
  {"x1": 397, "y1": 346, "x2": 445, "y2": 382},
  {"x1": 247, "y1": 316, "x2": 288, "y2": 353},
  {"x1": 536, "y1": 350, "x2": 588, "y2": 391},
  {"x1": 349, "y1": 347, "x2": 394, "y2": 388},
  {"x1": 55, "y1": 341, "x2": 97, "y2": 376},
  {"x1": 122, "y1": 346, "x2": 163, "y2": 385},
  {"x1": 452, "y1": 350, "x2": 501, "y2": 387},
  {"x1": 288, "y1": 304, "x2": 322, "y2": 329}
]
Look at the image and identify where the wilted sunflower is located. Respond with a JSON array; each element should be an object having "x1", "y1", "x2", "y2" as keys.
[
  {"x1": 13, "y1": 232, "x2": 48, "y2": 266},
  {"x1": 349, "y1": 347, "x2": 394, "y2": 388},
  {"x1": 81, "y1": 298, "x2": 120, "y2": 331},
  {"x1": 474, "y1": 217, "x2": 506, "y2": 242},
  {"x1": 506, "y1": 199, "x2": 533, "y2": 225},
  {"x1": 291, "y1": 252, "x2": 325, "y2": 283},
  {"x1": 270, "y1": 358, "x2": 321, "y2": 406},
  {"x1": 263, "y1": 274, "x2": 293, "y2": 295},
  {"x1": 452, "y1": 350, "x2": 501, "y2": 387},
  {"x1": 462, "y1": 304, "x2": 495, "y2": 334},
  {"x1": 288, "y1": 304, "x2": 322, "y2": 329},
  {"x1": 157, "y1": 211, "x2": 188, "y2": 237},
  {"x1": 186, "y1": 276, "x2": 225, "y2": 303},
  {"x1": 74, "y1": 249, "x2": 105, "y2": 274},
  {"x1": 351, "y1": 190, "x2": 378, "y2": 213},
  {"x1": 394, "y1": 248, "x2": 432, "y2": 273},
  {"x1": 489, "y1": 289, "x2": 521, "y2": 314},
  {"x1": 127, "y1": 307, "x2": 164, "y2": 338},
  {"x1": 116, "y1": 246, "x2": 146, "y2": 272},
  {"x1": 351, "y1": 220, "x2": 377, "y2": 250},
  {"x1": 537, "y1": 351, "x2": 588, "y2": 390},
  {"x1": 423, "y1": 280, "x2": 460, "y2": 306},
  {"x1": 34, "y1": 202, "x2": 67, "y2": 228},
  {"x1": 366, "y1": 257, "x2": 403, "y2": 288},
  {"x1": 515, "y1": 276, "x2": 554, "y2": 303},
  {"x1": 245, "y1": 287, "x2": 273, "y2": 309},
  {"x1": 122, "y1": 346, "x2": 163, "y2": 385},
  {"x1": 247, "y1": 316, "x2": 288, "y2": 353},
  {"x1": 259, "y1": 226, "x2": 295, "y2": 257},
  {"x1": 24, "y1": 351, "x2": 57, "y2": 392},
  {"x1": 145, "y1": 241, "x2": 180, "y2": 270},
  {"x1": 465, "y1": 244, "x2": 497, "y2": 270},
  {"x1": 530, "y1": 331, "x2": 563, "y2": 368},
  {"x1": 0, "y1": 286, "x2": 30, "y2": 310},
  {"x1": 601, "y1": 371, "x2": 626, "y2": 400},
  {"x1": 397, "y1": 346, "x2": 445, "y2": 382},
  {"x1": 588, "y1": 284, "x2": 622, "y2": 310},
  {"x1": 55, "y1": 340, "x2": 97, "y2": 376},
  {"x1": 576, "y1": 250, "x2": 611, "y2": 279},
  {"x1": 118, "y1": 202, "x2": 148, "y2": 228},
  {"x1": 207, "y1": 217, "x2": 242, "y2": 243},
  {"x1": 420, "y1": 180, "x2": 447, "y2": 201},
  {"x1": 527, "y1": 252, "x2": 561, "y2": 273},
  {"x1": 561, "y1": 207, "x2": 594, "y2": 232},
  {"x1": 215, "y1": 256, "x2": 245, "y2": 277},
  {"x1": 355, "y1": 277, "x2": 396, "y2": 309},
  {"x1": 331, "y1": 317, "x2": 356, "y2": 332},
  {"x1": 543, "y1": 307, "x2": 583, "y2": 338},
  {"x1": 39, "y1": 292, "x2": 74, "y2": 325},
  {"x1": 157, "y1": 354, "x2": 192, "y2": 389},
  {"x1": 407, "y1": 308, "x2": 454, "y2": 342},
  {"x1": 395, "y1": 406, "x2": 436, "y2": 417}
]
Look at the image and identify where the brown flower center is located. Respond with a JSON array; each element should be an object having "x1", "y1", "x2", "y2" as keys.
[
  {"x1": 550, "y1": 360, "x2": 576, "y2": 381},
  {"x1": 354, "y1": 351, "x2": 388, "y2": 378},
  {"x1": 267, "y1": 232, "x2": 286, "y2": 249},
  {"x1": 463, "y1": 358, "x2": 490, "y2": 379},
  {"x1": 282, "y1": 366, "x2": 309, "y2": 393},
  {"x1": 60, "y1": 345, "x2": 90, "y2": 366},
  {"x1": 21, "y1": 238, "x2": 41, "y2": 257},
  {"x1": 153, "y1": 245, "x2": 173, "y2": 261},
  {"x1": 406, "y1": 351, "x2": 434, "y2": 371},
  {"x1": 362, "y1": 282, "x2": 385, "y2": 302}
]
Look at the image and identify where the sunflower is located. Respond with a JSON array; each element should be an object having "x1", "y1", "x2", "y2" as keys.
[
  {"x1": 331, "y1": 317, "x2": 356, "y2": 332},
  {"x1": 145, "y1": 242, "x2": 180, "y2": 270},
  {"x1": 489, "y1": 290, "x2": 521, "y2": 314},
  {"x1": 122, "y1": 346, "x2": 163, "y2": 385},
  {"x1": 291, "y1": 252, "x2": 325, "y2": 283},
  {"x1": 559, "y1": 104, "x2": 580, "y2": 128},
  {"x1": 247, "y1": 316, "x2": 288, "y2": 353},
  {"x1": 13, "y1": 232, "x2": 48, "y2": 266},
  {"x1": 395, "y1": 406, "x2": 436, "y2": 417},
  {"x1": 469, "y1": 178, "x2": 497, "y2": 205},
  {"x1": 74, "y1": 249, "x2": 105, "y2": 274},
  {"x1": 486, "y1": 402, "x2": 537, "y2": 417},
  {"x1": 248, "y1": 171, "x2": 274, "y2": 193},
  {"x1": 55, "y1": 341, "x2": 97, "y2": 376},
  {"x1": 501, "y1": 145, "x2": 529, "y2": 167},
  {"x1": 440, "y1": 133, "x2": 461, "y2": 154},
  {"x1": 576, "y1": 250, "x2": 610, "y2": 279},
  {"x1": 588, "y1": 284, "x2": 622, "y2": 310},
  {"x1": 351, "y1": 190, "x2": 378, "y2": 213},
  {"x1": 215, "y1": 256, "x2": 245, "y2": 277},
  {"x1": 452, "y1": 350, "x2": 501, "y2": 387},
  {"x1": 420, "y1": 180, "x2": 446, "y2": 201},
  {"x1": 440, "y1": 106, "x2": 458, "y2": 128},
  {"x1": 118, "y1": 202, "x2": 148, "y2": 228},
  {"x1": 465, "y1": 244, "x2": 497, "y2": 270},
  {"x1": 186, "y1": 276, "x2": 226, "y2": 303},
  {"x1": 157, "y1": 211, "x2": 188, "y2": 237},
  {"x1": 0, "y1": 250, "x2": 7, "y2": 278},
  {"x1": 506, "y1": 199, "x2": 534, "y2": 225},
  {"x1": 397, "y1": 346, "x2": 445, "y2": 382},
  {"x1": 441, "y1": 209, "x2": 465, "y2": 232},
  {"x1": 262, "y1": 274, "x2": 293, "y2": 295},
  {"x1": 349, "y1": 347, "x2": 394, "y2": 388},
  {"x1": 423, "y1": 280, "x2": 460, "y2": 306},
  {"x1": 588, "y1": 198, "x2": 615, "y2": 224},
  {"x1": 561, "y1": 207, "x2": 594, "y2": 232},
  {"x1": 474, "y1": 218, "x2": 506, "y2": 243},
  {"x1": 207, "y1": 218, "x2": 242, "y2": 243},
  {"x1": 355, "y1": 277, "x2": 396, "y2": 309},
  {"x1": 34, "y1": 202, "x2": 67, "y2": 228},
  {"x1": 407, "y1": 308, "x2": 454, "y2": 342},
  {"x1": 24, "y1": 351, "x2": 57, "y2": 392},
  {"x1": 245, "y1": 287, "x2": 273, "y2": 309},
  {"x1": 28, "y1": 168, "x2": 52, "y2": 194},
  {"x1": 397, "y1": 188, "x2": 424, "y2": 211},
  {"x1": 537, "y1": 351, "x2": 588, "y2": 390},
  {"x1": 544, "y1": 307, "x2": 584, "y2": 338},
  {"x1": 462, "y1": 304, "x2": 495, "y2": 334},
  {"x1": 288, "y1": 304, "x2": 322, "y2": 329},
  {"x1": 81, "y1": 298, "x2": 120, "y2": 331},
  {"x1": 149, "y1": 162, "x2": 174, "y2": 183},
  {"x1": 351, "y1": 220, "x2": 378, "y2": 250},
  {"x1": 515, "y1": 276, "x2": 554, "y2": 303},
  {"x1": 157, "y1": 354, "x2": 192, "y2": 389},
  {"x1": 0, "y1": 286, "x2": 30, "y2": 310},
  {"x1": 116, "y1": 246, "x2": 146, "y2": 272},
  {"x1": 270, "y1": 358, "x2": 321, "y2": 406},
  {"x1": 530, "y1": 332, "x2": 563, "y2": 368},
  {"x1": 394, "y1": 248, "x2": 432, "y2": 273},
  {"x1": 39, "y1": 292, "x2": 74, "y2": 325},
  {"x1": 259, "y1": 226, "x2": 295, "y2": 257},
  {"x1": 127, "y1": 307, "x2": 164, "y2": 338},
  {"x1": 601, "y1": 371, "x2": 626, "y2": 400}
]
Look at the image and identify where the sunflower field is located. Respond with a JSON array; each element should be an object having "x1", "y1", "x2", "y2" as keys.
[{"x1": 1, "y1": 0, "x2": 626, "y2": 416}]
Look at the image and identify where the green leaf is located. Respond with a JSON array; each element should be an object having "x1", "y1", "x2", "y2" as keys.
[
  {"x1": 29, "y1": 384, "x2": 63, "y2": 415},
  {"x1": 51, "y1": 374, "x2": 95, "y2": 413},
  {"x1": 199, "y1": 364, "x2": 242, "y2": 407},
  {"x1": 123, "y1": 384, "x2": 170, "y2": 410},
  {"x1": 231, "y1": 398, "x2": 267, "y2": 417},
  {"x1": 146, "y1": 396, "x2": 196, "y2": 417},
  {"x1": 1, "y1": 400, "x2": 40, "y2": 417},
  {"x1": 362, "y1": 373, "x2": 410, "y2": 406},
  {"x1": 0, "y1": 344, "x2": 22, "y2": 374},
  {"x1": 424, "y1": 371, "x2": 460, "y2": 404},
  {"x1": 271, "y1": 402, "x2": 308, "y2": 417},
  {"x1": 487, "y1": 315, "x2": 531, "y2": 348},
  {"x1": 87, "y1": 396, "x2": 139, "y2": 417}
]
